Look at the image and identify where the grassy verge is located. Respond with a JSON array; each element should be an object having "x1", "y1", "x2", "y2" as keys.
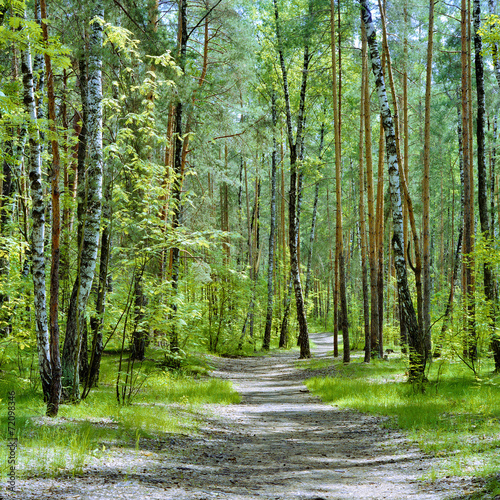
[
  {"x1": 303, "y1": 355, "x2": 500, "y2": 481},
  {"x1": 0, "y1": 350, "x2": 239, "y2": 480}
]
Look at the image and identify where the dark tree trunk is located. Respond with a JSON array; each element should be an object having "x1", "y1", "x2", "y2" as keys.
[
  {"x1": 274, "y1": 0, "x2": 311, "y2": 359},
  {"x1": 169, "y1": 0, "x2": 188, "y2": 356},
  {"x1": 263, "y1": 93, "x2": 278, "y2": 351},
  {"x1": 131, "y1": 273, "x2": 148, "y2": 361}
]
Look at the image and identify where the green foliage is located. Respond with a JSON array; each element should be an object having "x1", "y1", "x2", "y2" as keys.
[
  {"x1": 304, "y1": 356, "x2": 500, "y2": 479},
  {"x1": 0, "y1": 349, "x2": 239, "y2": 479}
]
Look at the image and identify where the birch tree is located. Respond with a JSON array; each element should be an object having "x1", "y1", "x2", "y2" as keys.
[
  {"x1": 61, "y1": 2, "x2": 104, "y2": 399},
  {"x1": 273, "y1": 0, "x2": 311, "y2": 358},
  {"x1": 360, "y1": 0, "x2": 426, "y2": 381},
  {"x1": 21, "y1": 8, "x2": 51, "y2": 401}
]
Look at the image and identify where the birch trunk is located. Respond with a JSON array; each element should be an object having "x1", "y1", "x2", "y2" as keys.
[
  {"x1": 273, "y1": 0, "x2": 310, "y2": 358},
  {"x1": 21, "y1": 14, "x2": 51, "y2": 400},
  {"x1": 61, "y1": 4, "x2": 104, "y2": 399},
  {"x1": 360, "y1": 0, "x2": 425, "y2": 381}
]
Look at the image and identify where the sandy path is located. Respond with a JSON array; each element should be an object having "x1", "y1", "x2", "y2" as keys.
[{"x1": 2, "y1": 333, "x2": 478, "y2": 499}]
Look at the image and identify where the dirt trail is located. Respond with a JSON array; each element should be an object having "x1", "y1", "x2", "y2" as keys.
[{"x1": 3, "y1": 333, "x2": 480, "y2": 499}]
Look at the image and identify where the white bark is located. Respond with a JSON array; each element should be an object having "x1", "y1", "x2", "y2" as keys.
[
  {"x1": 61, "y1": 4, "x2": 103, "y2": 398},
  {"x1": 360, "y1": 0, "x2": 425, "y2": 379},
  {"x1": 21, "y1": 14, "x2": 51, "y2": 398}
]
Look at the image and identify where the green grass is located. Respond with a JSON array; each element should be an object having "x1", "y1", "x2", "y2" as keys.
[
  {"x1": 304, "y1": 355, "x2": 500, "y2": 481},
  {"x1": 0, "y1": 349, "x2": 240, "y2": 480}
]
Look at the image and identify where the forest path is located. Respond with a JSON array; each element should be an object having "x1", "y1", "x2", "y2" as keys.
[{"x1": 6, "y1": 333, "x2": 479, "y2": 499}]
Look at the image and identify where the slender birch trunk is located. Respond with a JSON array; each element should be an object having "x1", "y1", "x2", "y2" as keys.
[
  {"x1": 360, "y1": 0, "x2": 425, "y2": 381},
  {"x1": 274, "y1": 0, "x2": 311, "y2": 358},
  {"x1": 21, "y1": 10, "x2": 51, "y2": 400},
  {"x1": 61, "y1": 3, "x2": 104, "y2": 399}
]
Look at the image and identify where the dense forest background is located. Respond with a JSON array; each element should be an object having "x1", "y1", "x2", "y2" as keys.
[{"x1": 1, "y1": 0, "x2": 500, "y2": 416}]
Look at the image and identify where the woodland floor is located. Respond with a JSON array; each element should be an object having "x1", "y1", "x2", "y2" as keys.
[{"x1": 1, "y1": 332, "x2": 495, "y2": 500}]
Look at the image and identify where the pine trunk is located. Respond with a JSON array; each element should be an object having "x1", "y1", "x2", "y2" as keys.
[
  {"x1": 263, "y1": 93, "x2": 278, "y2": 351},
  {"x1": 331, "y1": 0, "x2": 349, "y2": 362},
  {"x1": 422, "y1": 0, "x2": 435, "y2": 359},
  {"x1": 359, "y1": 37, "x2": 370, "y2": 363},
  {"x1": 40, "y1": 0, "x2": 62, "y2": 416},
  {"x1": 461, "y1": 0, "x2": 476, "y2": 360}
]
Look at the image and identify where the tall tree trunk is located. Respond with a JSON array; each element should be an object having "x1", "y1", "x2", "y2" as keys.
[
  {"x1": 361, "y1": 18, "x2": 379, "y2": 355},
  {"x1": 474, "y1": 0, "x2": 498, "y2": 369},
  {"x1": 379, "y1": 0, "x2": 424, "y2": 340},
  {"x1": 263, "y1": 93, "x2": 278, "y2": 351},
  {"x1": 274, "y1": 0, "x2": 311, "y2": 358},
  {"x1": 376, "y1": 120, "x2": 385, "y2": 357},
  {"x1": 359, "y1": 35, "x2": 370, "y2": 363},
  {"x1": 61, "y1": 3, "x2": 104, "y2": 400},
  {"x1": 422, "y1": 0, "x2": 435, "y2": 360},
  {"x1": 461, "y1": 0, "x2": 476, "y2": 360},
  {"x1": 360, "y1": 0, "x2": 425, "y2": 381},
  {"x1": 331, "y1": 0, "x2": 349, "y2": 363},
  {"x1": 169, "y1": 0, "x2": 188, "y2": 355},
  {"x1": 21, "y1": 10, "x2": 51, "y2": 400},
  {"x1": 40, "y1": 0, "x2": 62, "y2": 417}
]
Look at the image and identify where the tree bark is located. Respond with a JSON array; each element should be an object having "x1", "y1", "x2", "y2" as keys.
[
  {"x1": 61, "y1": 3, "x2": 104, "y2": 399},
  {"x1": 361, "y1": 18, "x2": 379, "y2": 355},
  {"x1": 422, "y1": 0, "x2": 435, "y2": 359},
  {"x1": 359, "y1": 35, "x2": 370, "y2": 363},
  {"x1": 360, "y1": 0, "x2": 425, "y2": 381},
  {"x1": 169, "y1": 0, "x2": 188, "y2": 355},
  {"x1": 40, "y1": 0, "x2": 62, "y2": 417},
  {"x1": 461, "y1": 0, "x2": 476, "y2": 360},
  {"x1": 21, "y1": 10, "x2": 51, "y2": 400},
  {"x1": 274, "y1": 0, "x2": 311, "y2": 358},
  {"x1": 477, "y1": 0, "x2": 499, "y2": 370},
  {"x1": 263, "y1": 92, "x2": 278, "y2": 351},
  {"x1": 332, "y1": 0, "x2": 349, "y2": 363}
]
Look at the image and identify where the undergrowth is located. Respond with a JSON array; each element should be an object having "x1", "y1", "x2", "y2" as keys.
[
  {"x1": 303, "y1": 354, "x2": 500, "y2": 482},
  {"x1": 0, "y1": 349, "x2": 239, "y2": 480}
]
